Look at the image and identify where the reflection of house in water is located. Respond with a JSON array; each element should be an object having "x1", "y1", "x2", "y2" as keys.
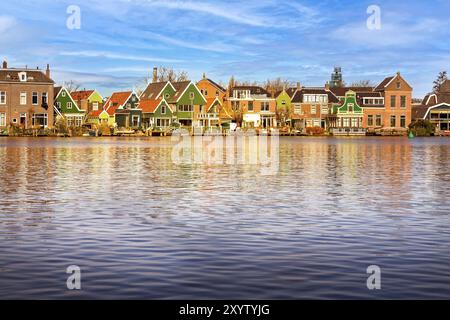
[{"x1": 414, "y1": 80, "x2": 450, "y2": 131}]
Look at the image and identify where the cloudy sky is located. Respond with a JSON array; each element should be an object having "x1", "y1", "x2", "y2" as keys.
[{"x1": 1, "y1": 0, "x2": 449, "y2": 97}]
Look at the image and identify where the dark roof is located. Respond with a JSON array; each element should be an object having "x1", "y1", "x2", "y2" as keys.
[
  {"x1": 374, "y1": 77, "x2": 394, "y2": 91},
  {"x1": 329, "y1": 86, "x2": 373, "y2": 96},
  {"x1": 54, "y1": 86, "x2": 62, "y2": 99},
  {"x1": 171, "y1": 81, "x2": 192, "y2": 101},
  {"x1": 141, "y1": 81, "x2": 169, "y2": 100},
  {"x1": 291, "y1": 88, "x2": 339, "y2": 103},
  {"x1": 356, "y1": 92, "x2": 384, "y2": 107},
  {"x1": 412, "y1": 105, "x2": 430, "y2": 119},
  {"x1": 0, "y1": 69, "x2": 54, "y2": 84},
  {"x1": 275, "y1": 87, "x2": 298, "y2": 99},
  {"x1": 205, "y1": 78, "x2": 226, "y2": 92},
  {"x1": 231, "y1": 86, "x2": 268, "y2": 95}
]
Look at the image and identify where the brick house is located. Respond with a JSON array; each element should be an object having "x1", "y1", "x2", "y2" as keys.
[{"x1": 0, "y1": 60, "x2": 54, "y2": 129}]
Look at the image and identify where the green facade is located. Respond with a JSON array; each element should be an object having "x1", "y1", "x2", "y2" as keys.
[
  {"x1": 88, "y1": 91, "x2": 104, "y2": 104},
  {"x1": 276, "y1": 90, "x2": 292, "y2": 111},
  {"x1": 55, "y1": 87, "x2": 84, "y2": 114},
  {"x1": 334, "y1": 91, "x2": 363, "y2": 115}
]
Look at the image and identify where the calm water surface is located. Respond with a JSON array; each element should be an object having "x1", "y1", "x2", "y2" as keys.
[{"x1": 0, "y1": 136, "x2": 449, "y2": 299}]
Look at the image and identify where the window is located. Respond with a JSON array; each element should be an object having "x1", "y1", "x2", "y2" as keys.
[
  {"x1": 92, "y1": 102, "x2": 99, "y2": 111},
  {"x1": 396, "y1": 82, "x2": 401, "y2": 89},
  {"x1": 67, "y1": 102, "x2": 72, "y2": 109},
  {"x1": 42, "y1": 92, "x2": 48, "y2": 105},
  {"x1": 20, "y1": 92, "x2": 27, "y2": 105},
  {"x1": 390, "y1": 95, "x2": 396, "y2": 108},
  {"x1": 126, "y1": 103, "x2": 131, "y2": 109},
  {"x1": 347, "y1": 103, "x2": 353, "y2": 112},
  {"x1": 179, "y1": 105, "x2": 193, "y2": 112},
  {"x1": 248, "y1": 101, "x2": 254, "y2": 111},
  {"x1": 216, "y1": 91, "x2": 219, "y2": 97},
  {"x1": 132, "y1": 115, "x2": 139, "y2": 127},
  {"x1": 400, "y1": 96, "x2": 406, "y2": 108},
  {"x1": 156, "y1": 118, "x2": 170, "y2": 127},
  {"x1": 343, "y1": 118, "x2": 350, "y2": 127},
  {"x1": 261, "y1": 101, "x2": 269, "y2": 112},
  {"x1": 18, "y1": 72, "x2": 27, "y2": 82},
  {"x1": 368, "y1": 115, "x2": 373, "y2": 126},
  {"x1": 0, "y1": 113, "x2": 6, "y2": 126},
  {"x1": 161, "y1": 105, "x2": 166, "y2": 114},
  {"x1": 62, "y1": 91, "x2": 66, "y2": 97},
  {"x1": 294, "y1": 105, "x2": 301, "y2": 114},
  {"x1": 311, "y1": 105, "x2": 316, "y2": 114},
  {"x1": 56, "y1": 102, "x2": 61, "y2": 109},
  {"x1": 321, "y1": 105, "x2": 328, "y2": 114},
  {"x1": 189, "y1": 92, "x2": 195, "y2": 100},
  {"x1": 204, "y1": 90, "x2": 208, "y2": 96},
  {"x1": 231, "y1": 101, "x2": 240, "y2": 111},
  {"x1": 32, "y1": 113, "x2": 48, "y2": 127},
  {"x1": 281, "y1": 100, "x2": 286, "y2": 106},
  {"x1": 400, "y1": 115, "x2": 406, "y2": 128},
  {"x1": 390, "y1": 115, "x2": 396, "y2": 127},
  {"x1": 376, "y1": 115, "x2": 382, "y2": 126},
  {"x1": 351, "y1": 118, "x2": 358, "y2": 127},
  {"x1": 0, "y1": 91, "x2": 6, "y2": 104},
  {"x1": 165, "y1": 93, "x2": 170, "y2": 99},
  {"x1": 32, "y1": 92, "x2": 38, "y2": 105}
]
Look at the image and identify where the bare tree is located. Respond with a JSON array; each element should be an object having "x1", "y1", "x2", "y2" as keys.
[
  {"x1": 350, "y1": 80, "x2": 375, "y2": 88},
  {"x1": 157, "y1": 66, "x2": 189, "y2": 82},
  {"x1": 433, "y1": 71, "x2": 448, "y2": 93},
  {"x1": 134, "y1": 76, "x2": 151, "y2": 97},
  {"x1": 263, "y1": 78, "x2": 293, "y2": 93},
  {"x1": 63, "y1": 80, "x2": 82, "y2": 93}
]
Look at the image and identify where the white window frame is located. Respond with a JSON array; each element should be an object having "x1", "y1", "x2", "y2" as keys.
[
  {"x1": 20, "y1": 92, "x2": 27, "y2": 105},
  {"x1": 0, "y1": 91, "x2": 6, "y2": 105},
  {"x1": 161, "y1": 105, "x2": 166, "y2": 114},
  {"x1": 67, "y1": 102, "x2": 72, "y2": 109},
  {"x1": 0, "y1": 113, "x2": 6, "y2": 126}
]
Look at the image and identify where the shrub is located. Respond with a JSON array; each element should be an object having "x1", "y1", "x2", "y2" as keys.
[{"x1": 408, "y1": 119, "x2": 435, "y2": 137}]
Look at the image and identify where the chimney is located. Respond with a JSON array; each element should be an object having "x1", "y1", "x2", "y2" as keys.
[
  {"x1": 325, "y1": 82, "x2": 330, "y2": 90},
  {"x1": 296, "y1": 82, "x2": 302, "y2": 90},
  {"x1": 152, "y1": 67, "x2": 158, "y2": 83},
  {"x1": 2, "y1": 60, "x2": 7, "y2": 69},
  {"x1": 202, "y1": 72, "x2": 206, "y2": 80},
  {"x1": 46, "y1": 64, "x2": 50, "y2": 78}
]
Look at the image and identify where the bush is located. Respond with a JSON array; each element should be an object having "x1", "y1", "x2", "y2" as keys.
[
  {"x1": 305, "y1": 126, "x2": 325, "y2": 135},
  {"x1": 98, "y1": 123, "x2": 112, "y2": 136},
  {"x1": 408, "y1": 119, "x2": 435, "y2": 137}
]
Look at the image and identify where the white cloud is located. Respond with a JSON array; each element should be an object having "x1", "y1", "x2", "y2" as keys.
[
  {"x1": 59, "y1": 51, "x2": 183, "y2": 63},
  {"x1": 0, "y1": 15, "x2": 16, "y2": 33}
]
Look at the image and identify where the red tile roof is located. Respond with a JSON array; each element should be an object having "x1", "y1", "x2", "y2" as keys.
[
  {"x1": 71, "y1": 90, "x2": 95, "y2": 101},
  {"x1": 139, "y1": 99, "x2": 163, "y2": 113},
  {"x1": 104, "y1": 91, "x2": 132, "y2": 115},
  {"x1": 88, "y1": 110, "x2": 104, "y2": 117}
]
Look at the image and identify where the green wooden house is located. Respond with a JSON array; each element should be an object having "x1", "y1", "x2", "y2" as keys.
[
  {"x1": 329, "y1": 90, "x2": 366, "y2": 135},
  {"x1": 54, "y1": 86, "x2": 85, "y2": 127}
]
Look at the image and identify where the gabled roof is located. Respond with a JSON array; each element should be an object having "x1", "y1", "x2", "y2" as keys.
[
  {"x1": 140, "y1": 81, "x2": 175, "y2": 100},
  {"x1": 205, "y1": 97, "x2": 222, "y2": 112},
  {"x1": 104, "y1": 91, "x2": 133, "y2": 115},
  {"x1": 275, "y1": 87, "x2": 298, "y2": 99},
  {"x1": 198, "y1": 78, "x2": 226, "y2": 92},
  {"x1": 0, "y1": 69, "x2": 54, "y2": 84},
  {"x1": 88, "y1": 109, "x2": 107, "y2": 117},
  {"x1": 139, "y1": 98, "x2": 173, "y2": 114},
  {"x1": 412, "y1": 105, "x2": 430, "y2": 119},
  {"x1": 71, "y1": 90, "x2": 95, "y2": 101},
  {"x1": 54, "y1": 86, "x2": 83, "y2": 112},
  {"x1": 374, "y1": 77, "x2": 394, "y2": 91},
  {"x1": 54, "y1": 86, "x2": 62, "y2": 99},
  {"x1": 171, "y1": 81, "x2": 207, "y2": 103}
]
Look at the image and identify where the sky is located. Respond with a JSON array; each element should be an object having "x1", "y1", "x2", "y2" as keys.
[{"x1": 1, "y1": 0, "x2": 450, "y2": 97}]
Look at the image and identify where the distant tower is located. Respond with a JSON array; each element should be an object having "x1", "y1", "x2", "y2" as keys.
[{"x1": 330, "y1": 67, "x2": 343, "y2": 88}]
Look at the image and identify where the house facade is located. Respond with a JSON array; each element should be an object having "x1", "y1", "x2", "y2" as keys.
[
  {"x1": 227, "y1": 86, "x2": 277, "y2": 128},
  {"x1": 71, "y1": 90, "x2": 104, "y2": 114},
  {"x1": 275, "y1": 87, "x2": 297, "y2": 126},
  {"x1": 0, "y1": 61, "x2": 54, "y2": 129},
  {"x1": 414, "y1": 80, "x2": 450, "y2": 131},
  {"x1": 328, "y1": 90, "x2": 366, "y2": 135},
  {"x1": 290, "y1": 87, "x2": 340, "y2": 130},
  {"x1": 139, "y1": 98, "x2": 173, "y2": 130},
  {"x1": 54, "y1": 86, "x2": 85, "y2": 127},
  {"x1": 107, "y1": 91, "x2": 141, "y2": 129}
]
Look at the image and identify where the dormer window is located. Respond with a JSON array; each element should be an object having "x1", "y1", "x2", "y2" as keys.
[{"x1": 18, "y1": 72, "x2": 27, "y2": 82}]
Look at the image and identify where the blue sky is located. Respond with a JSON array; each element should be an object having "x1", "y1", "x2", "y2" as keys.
[{"x1": 1, "y1": 0, "x2": 449, "y2": 97}]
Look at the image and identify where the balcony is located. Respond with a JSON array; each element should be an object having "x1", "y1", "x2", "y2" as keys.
[{"x1": 197, "y1": 113, "x2": 219, "y2": 119}]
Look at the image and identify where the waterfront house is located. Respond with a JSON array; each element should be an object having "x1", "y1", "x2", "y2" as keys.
[
  {"x1": 290, "y1": 86, "x2": 340, "y2": 130},
  {"x1": 0, "y1": 60, "x2": 54, "y2": 129},
  {"x1": 139, "y1": 98, "x2": 173, "y2": 130},
  {"x1": 54, "y1": 86, "x2": 85, "y2": 127},
  {"x1": 140, "y1": 76, "x2": 206, "y2": 129},
  {"x1": 227, "y1": 86, "x2": 277, "y2": 128},
  {"x1": 197, "y1": 74, "x2": 232, "y2": 129},
  {"x1": 328, "y1": 90, "x2": 366, "y2": 135},
  {"x1": 371, "y1": 72, "x2": 412, "y2": 129},
  {"x1": 105, "y1": 91, "x2": 141, "y2": 129},
  {"x1": 413, "y1": 80, "x2": 450, "y2": 132},
  {"x1": 86, "y1": 109, "x2": 110, "y2": 126},
  {"x1": 275, "y1": 85, "x2": 300, "y2": 126},
  {"x1": 71, "y1": 89, "x2": 104, "y2": 115}
]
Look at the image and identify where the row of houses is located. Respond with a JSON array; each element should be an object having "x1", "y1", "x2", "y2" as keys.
[{"x1": 1, "y1": 61, "x2": 450, "y2": 134}]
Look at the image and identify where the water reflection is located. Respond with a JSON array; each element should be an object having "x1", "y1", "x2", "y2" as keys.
[{"x1": 0, "y1": 137, "x2": 449, "y2": 299}]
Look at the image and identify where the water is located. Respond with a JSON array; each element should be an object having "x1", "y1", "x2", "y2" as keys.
[{"x1": 0, "y1": 136, "x2": 449, "y2": 299}]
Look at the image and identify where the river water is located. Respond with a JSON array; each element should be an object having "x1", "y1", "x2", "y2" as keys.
[{"x1": 0, "y1": 136, "x2": 449, "y2": 299}]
